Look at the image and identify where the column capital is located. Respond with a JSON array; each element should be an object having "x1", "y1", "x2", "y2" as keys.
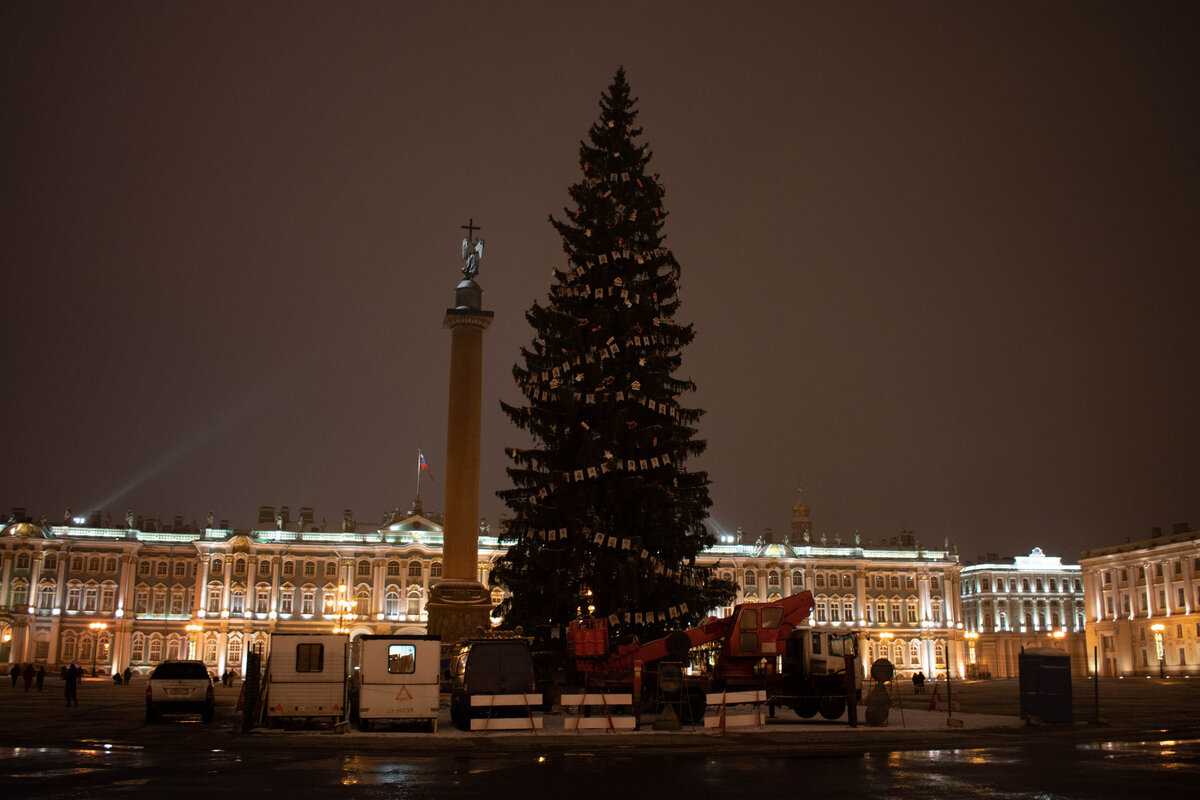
[{"x1": 443, "y1": 308, "x2": 494, "y2": 331}]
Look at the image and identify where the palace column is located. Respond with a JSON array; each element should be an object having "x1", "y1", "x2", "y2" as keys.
[{"x1": 427, "y1": 223, "x2": 495, "y2": 645}]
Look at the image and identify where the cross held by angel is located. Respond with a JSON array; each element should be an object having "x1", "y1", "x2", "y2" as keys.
[{"x1": 461, "y1": 218, "x2": 484, "y2": 279}]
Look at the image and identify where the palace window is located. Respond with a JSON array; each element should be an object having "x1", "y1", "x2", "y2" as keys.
[
  {"x1": 203, "y1": 636, "x2": 217, "y2": 662},
  {"x1": 234, "y1": 558, "x2": 246, "y2": 575},
  {"x1": 66, "y1": 583, "x2": 81, "y2": 611},
  {"x1": 906, "y1": 575, "x2": 915, "y2": 589},
  {"x1": 131, "y1": 634, "x2": 145, "y2": 663},
  {"x1": 170, "y1": 589, "x2": 184, "y2": 615},
  {"x1": 355, "y1": 590, "x2": 370, "y2": 617},
  {"x1": 139, "y1": 561, "x2": 151, "y2": 576},
  {"x1": 358, "y1": 560, "x2": 371, "y2": 577},
  {"x1": 72, "y1": 556, "x2": 84, "y2": 572},
  {"x1": 101, "y1": 584, "x2": 115, "y2": 612},
  {"x1": 44, "y1": 553, "x2": 58, "y2": 571},
  {"x1": 135, "y1": 588, "x2": 149, "y2": 614},
  {"x1": 156, "y1": 561, "x2": 168, "y2": 577},
  {"x1": 211, "y1": 559, "x2": 223, "y2": 576},
  {"x1": 843, "y1": 599, "x2": 855, "y2": 621},
  {"x1": 408, "y1": 561, "x2": 423, "y2": 578},
  {"x1": 61, "y1": 633, "x2": 77, "y2": 661},
  {"x1": 792, "y1": 570, "x2": 804, "y2": 588},
  {"x1": 876, "y1": 600, "x2": 887, "y2": 623},
  {"x1": 256, "y1": 588, "x2": 270, "y2": 614},
  {"x1": 228, "y1": 636, "x2": 242, "y2": 667},
  {"x1": 83, "y1": 585, "x2": 98, "y2": 612},
  {"x1": 384, "y1": 591, "x2": 400, "y2": 618},
  {"x1": 148, "y1": 636, "x2": 162, "y2": 663},
  {"x1": 303, "y1": 561, "x2": 316, "y2": 578},
  {"x1": 282, "y1": 561, "x2": 295, "y2": 577},
  {"x1": 767, "y1": 571, "x2": 780, "y2": 587},
  {"x1": 407, "y1": 591, "x2": 421, "y2": 617},
  {"x1": 12, "y1": 583, "x2": 28, "y2": 606},
  {"x1": 891, "y1": 600, "x2": 901, "y2": 622},
  {"x1": 279, "y1": 588, "x2": 294, "y2": 615},
  {"x1": 387, "y1": 561, "x2": 400, "y2": 577},
  {"x1": 301, "y1": 589, "x2": 315, "y2": 615},
  {"x1": 37, "y1": 583, "x2": 55, "y2": 610},
  {"x1": 325, "y1": 561, "x2": 337, "y2": 577},
  {"x1": 431, "y1": 562, "x2": 443, "y2": 578},
  {"x1": 890, "y1": 575, "x2": 900, "y2": 590},
  {"x1": 153, "y1": 589, "x2": 166, "y2": 615},
  {"x1": 207, "y1": 584, "x2": 222, "y2": 614},
  {"x1": 230, "y1": 589, "x2": 245, "y2": 614},
  {"x1": 744, "y1": 569, "x2": 756, "y2": 586},
  {"x1": 89, "y1": 557, "x2": 100, "y2": 572}
]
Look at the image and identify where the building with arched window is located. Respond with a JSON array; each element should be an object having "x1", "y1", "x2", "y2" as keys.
[{"x1": 959, "y1": 548, "x2": 1086, "y2": 678}]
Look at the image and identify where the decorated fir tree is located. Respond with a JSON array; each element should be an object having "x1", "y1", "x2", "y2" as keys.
[{"x1": 492, "y1": 69, "x2": 734, "y2": 639}]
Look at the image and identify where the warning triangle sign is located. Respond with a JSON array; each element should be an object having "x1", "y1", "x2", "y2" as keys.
[{"x1": 395, "y1": 686, "x2": 412, "y2": 701}]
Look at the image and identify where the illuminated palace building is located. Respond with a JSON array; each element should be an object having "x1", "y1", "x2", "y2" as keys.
[
  {"x1": 1, "y1": 491, "x2": 963, "y2": 679},
  {"x1": 958, "y1": 548, "x2": 1087, "y2": 678},
  {"x1": 1080, "y1": 524, "x2": 1200, "y2": 678}
]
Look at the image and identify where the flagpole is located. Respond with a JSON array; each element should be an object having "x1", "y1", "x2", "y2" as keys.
[{"x1": 416, "y1": 449, "x2": 423, "y2": 501}]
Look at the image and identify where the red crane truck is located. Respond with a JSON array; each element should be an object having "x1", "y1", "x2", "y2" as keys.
[{"x1": 565, "y1": 590, "x2": 857, "y2": 722}]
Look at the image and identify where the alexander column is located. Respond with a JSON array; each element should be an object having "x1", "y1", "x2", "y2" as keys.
[{"x1": 426, "y1": 220, "x2": 495, "y2": 645}]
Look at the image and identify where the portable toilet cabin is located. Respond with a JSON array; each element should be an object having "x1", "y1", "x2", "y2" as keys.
[
  {"x1": 264, "y1": 632, "x2": 349, "y2": 726},
  {"x1": 352, "y1": 634, "x2": 442, "y2": 731}
]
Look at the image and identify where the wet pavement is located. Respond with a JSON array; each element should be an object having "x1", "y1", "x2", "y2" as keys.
[{"x1": 2, "y1": 676, "x2": 1198, "y2": 797}]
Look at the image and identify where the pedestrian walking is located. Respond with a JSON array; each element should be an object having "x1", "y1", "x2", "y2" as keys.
[
  {"x1": 35, "y1": 666, "x2": 45, "y2": 692},
  {"x1": 9, "y1": 664, "x2": 19, "y2": 687},
  {"x1": 64, "y1": 663, "x2": 80, "y2": 707},
  {"x1": 123, "y1": 666, "x2": 132, "y2": 686},
  {"x1": 22, "y1": 663, "x2": 35, "y2": 691}
]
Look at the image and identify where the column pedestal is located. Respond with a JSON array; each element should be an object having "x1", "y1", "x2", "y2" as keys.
[{"x1": 425, "y1": 579, "x2": 493, "y2": 645}]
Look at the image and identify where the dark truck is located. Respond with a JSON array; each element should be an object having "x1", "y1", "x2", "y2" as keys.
[{"x1": 448, "y1": 634, "x2": 536, "y2": 729}]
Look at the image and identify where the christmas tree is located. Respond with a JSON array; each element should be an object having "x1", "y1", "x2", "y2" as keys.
[{"x1": 492, "y1": 69, "x2": 734, "y2": 639}]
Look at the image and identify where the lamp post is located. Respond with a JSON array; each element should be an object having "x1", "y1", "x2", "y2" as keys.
[
  {"x1": 1150, "y1": 623, "x2": 1165, "y2": 678},
  {"x1": 964, "y1": 631, "x2": 979, "y2": 669},
  {"x1": 327, "y1": 584, "x2": 356, "y2": 634},
  {"x1": 185, "y1": 623, "x2": 204, "y2": 660},
  {"x1": 88, "y1": 622, "x2": 107, "y2": 677}
]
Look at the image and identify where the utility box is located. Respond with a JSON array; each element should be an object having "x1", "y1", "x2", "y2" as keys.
[{"x1": 1018, "y1": 647, "x2": 1073, "y2": 724}]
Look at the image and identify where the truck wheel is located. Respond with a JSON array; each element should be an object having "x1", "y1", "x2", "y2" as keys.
[
  {"x1": 818, "y1": 692, "x2": 846, "y2": 720},
  {"x1": 792, "y1": 697, "x2": 819, "y2": 718}
]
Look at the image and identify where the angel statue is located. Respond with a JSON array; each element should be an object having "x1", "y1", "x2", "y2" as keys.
[{"x1": 462, "y1": 235, "x2": 484, "y2": 279}]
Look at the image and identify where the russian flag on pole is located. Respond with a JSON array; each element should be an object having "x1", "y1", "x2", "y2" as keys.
[{"x1": 419, "y1": 452, "x2": 433, "y2": 478}]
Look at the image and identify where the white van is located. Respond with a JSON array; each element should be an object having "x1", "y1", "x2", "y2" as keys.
[
  {"x1": 264, "y1": 633, "x2": 349, "y2": 726},
  {"x1": 352, "y1": 634, "x2": 441, "y2": 731}
]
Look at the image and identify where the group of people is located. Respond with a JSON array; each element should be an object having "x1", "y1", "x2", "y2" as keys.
[
  {"x1": 8, "y1": 663, "x2": 46, "y2": 692},
  {"x1": 912, "y1": 670, "x2": 927, "y2": 694},
  {"x1": 110, "y1": 666, "x2": 134, "y2": 685},
  {"x1": 218, "y1": 669, "x2": 238, "y2": 686}
]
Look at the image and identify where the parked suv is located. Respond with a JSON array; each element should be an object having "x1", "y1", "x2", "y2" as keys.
[{"x1": 145, "y1": 660, "x2": 214, "y2": 722}]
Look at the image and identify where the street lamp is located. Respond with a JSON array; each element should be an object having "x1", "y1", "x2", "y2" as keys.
[
  {"x1": 964, "y1": 631, "x2": 979, "y2": 666},
  {"x1": 88, "y1": 622, "x2": 108, "y2": 677},
  {"x1": 1150, "y1": 623, "x2": 1165, "y2": 678},
  {"x1": 327, "y1": 584, "x2": 356, "y2": 634},
  {"x1": 185, "y1": 623, "x2": 204, "y2": 660}
]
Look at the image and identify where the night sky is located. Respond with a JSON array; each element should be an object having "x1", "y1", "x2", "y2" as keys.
[{"x1": 3, "y1": 2, "x2": 1197, "y2": 563}]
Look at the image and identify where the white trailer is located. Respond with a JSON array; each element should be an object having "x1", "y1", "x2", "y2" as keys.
[
  {"x1": 352, "y1": 634, "x2": 441, "y2": 732},
  {"x1": 264, "y1": 633, "x2": 349, "y2": 726}
]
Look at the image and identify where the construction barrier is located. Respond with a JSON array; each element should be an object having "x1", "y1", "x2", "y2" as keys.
[
  {"x1": 469, "y1": 693, "x2": 544, "y2": 731},
  {"x1": 703, "y1": 690, "x2": 767, "y2": 731},
  {"x1": 560, "y1": 693, "x2": 638, "y2": 732}
]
